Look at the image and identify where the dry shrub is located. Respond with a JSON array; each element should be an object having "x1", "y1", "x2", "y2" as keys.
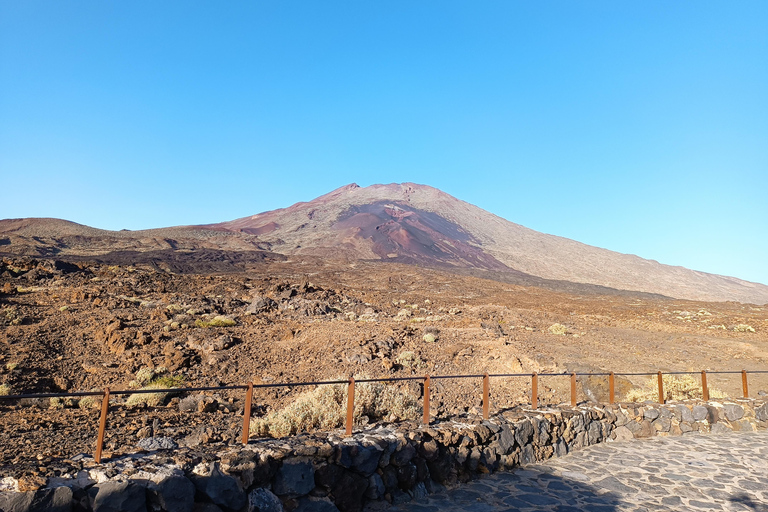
[
  {"x1": 126, "y1": 367, "x2": 183, "y2": 407},
  {"x1": 49, "y1": 396, "x2": 77, "y2": 409},
  {"x1": 0, "y1": 384, "x2": 11, "y2": 396},
  {"x1": 129, "y1": 366, "x2": 175, "y2": 389},
  {"x1": 250, "y1": 378, "x2": 419, "y2": 438},
  {"x1": 548, "y1": 323, "x2": 568, "y2": 335},
  {"x1": 395, "y1": 351, "x2": 422, "y2": 368},
  {"x1": 195, "y1": 316, "x2": 236, "y2": 328},
  {"x1": 733, "y1": 324, "x2": 756, "y2": 333},
  {"x1": 78, "y1": 395, "x2": 100, "y2": 410},
  {"x1": 624, "y1": 374, "x2": 725, "y2": 403},
  {"x1": 126, "y1": 383, "x2": 175, "y2": 407},
  {"x1": 131, "y1": 367, "x2": 156, "y2": 388}
]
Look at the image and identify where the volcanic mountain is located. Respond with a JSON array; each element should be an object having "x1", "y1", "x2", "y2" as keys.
[{"x1": 2, "y1": 182, "x2": 767, "y2": 304}]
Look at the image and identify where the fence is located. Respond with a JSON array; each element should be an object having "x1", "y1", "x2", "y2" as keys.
[{"x1": 1, "y1": 369, "x2": 767, "y2": 463}]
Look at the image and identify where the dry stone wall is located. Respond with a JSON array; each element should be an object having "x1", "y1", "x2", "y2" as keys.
[{"x1": 2, "y1": 398, "x2": 767, "y2": 512}]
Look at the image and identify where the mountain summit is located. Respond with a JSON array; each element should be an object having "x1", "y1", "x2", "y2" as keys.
[
  {"x1": 206, "y1": 183, "x2": 511, "y2": 271},
  {"x1": 2, "y1": 182, "x2": 767, "y2": 304}
]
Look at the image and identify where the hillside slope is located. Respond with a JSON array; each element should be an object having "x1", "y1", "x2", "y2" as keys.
[{"x1": 208, "y1": 183, "x2": 768, "y2": 304}]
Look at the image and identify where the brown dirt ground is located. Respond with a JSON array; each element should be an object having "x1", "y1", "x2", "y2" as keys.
[{"x1": 1, "y1": 255, "x2": 767, "y2": 479}]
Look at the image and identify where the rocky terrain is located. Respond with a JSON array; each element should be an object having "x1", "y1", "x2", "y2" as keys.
[
  {"x1": 1, "y1": 252, "x2": 767, "y2": 483},
  {"x1": 2, "y1": 183, "x2": 768, "y2": 304}
]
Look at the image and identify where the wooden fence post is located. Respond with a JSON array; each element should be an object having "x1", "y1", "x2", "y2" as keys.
[
  {"x1": 531, "y1": 372, "x2": 538, "y2": 410},
  {"x1": 482, "y1": 374, "x2": 490, "y2": 420},
  {"x1": 95, "y1": 388, "x2": 110, "y2": 463},
  {"x1": 570, "y1": 373, "x2": 577, "y2": 407},
  {"x1": 242, "y1": 382, "x2": 253, "y2": 445},
  {"x1": 657, "y1": 371, "x2": 665, "y2": 404},
  {"x1": 609, "y1": 372, "x2": 615, "y2": 404},
  {"x1": 742, "y1": 370, "x2": 749, "y2": 398},
  {"x1": 345, "y1": 378, "x2": 355, "y2": 436}
]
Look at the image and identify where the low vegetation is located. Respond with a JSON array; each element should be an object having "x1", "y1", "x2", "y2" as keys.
[
  {"x1": 48, "y1": 396, "x2": 65, "y2": 409},
  {"x1": 548, "y1": 323, "x2": 568, "y2": 335},
  {"x1": 77, "y1": 395, "x2": 100, "y2": 410},
  {"x1": 47, "y1": 395, "x2": 99, "y2": 409},
  {"x1": 395, "y1": 351, "x2": 423, "y2": 368},
  {"x1": 0, "y1": 384, "x2": 11, "y2": 396},
  {"x1": 422, "y1": 327, "x2": 439, "y2": 343},
  {"x1": 2, "y1": 307, "x2": 23, "y2": 326},
  {"x1": 250, "y1": 378, "x2": 420, "y2": 438},
  {"x1": 195, "y1": 315, "x2": 237, "y2": 328},
  {"x1": 625, "y1": 374, "x2": 725, "y2": 402},
  {"x1": 126, "y1": 367, "x2": 184, "y2": 407}
]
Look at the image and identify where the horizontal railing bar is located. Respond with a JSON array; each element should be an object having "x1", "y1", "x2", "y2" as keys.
[
  {"x1": 704, "y1": 371, "x2": 756, "y2": 375},
  {"x1": 0, "y1": 382, "x2": 351, "y2": 400},
  {"x1": 355, "y1": 376, "x2": 425, "y2": 383},
  {"x1": 255, "y1": 380, "x2": 350, "y2": 388},
  {"x1": 111, "y1": 385, "x2": 247, "y2": 395},
  {"x1": 0, "y1": 391, "x2": 105, "y2": 400},
  {"x1": 430, "y1": 374, "x2": 486, "y2": 380}
]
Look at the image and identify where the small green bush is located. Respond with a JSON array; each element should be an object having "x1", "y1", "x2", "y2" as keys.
[
  {"x1": 150, "y1": 375, "x2": 185, "y2": 388},
  {"x1": 78, "y1": 396, "x2": 100, "y2": 409},
  {"x1": 130, "y1": 366, "x2": 169, "y2": 388},
  {"x1": 3, "y1": 307, "x2": 23, "y2": 325},
  {"x1": 395, "y1": 351, "x2": 422, "y2": 368},
  {"x1": 126, "y1": 383, "x2": 178, "y2": 407},
  {"x1": 49, "y1": 396, "x2": 77, "y2": 408},
  {"x1": 126, "y1": 368, "x2": 183, "y2": 407}
]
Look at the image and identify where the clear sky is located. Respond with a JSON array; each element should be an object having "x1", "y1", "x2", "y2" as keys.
[{"x1": 1, "y1": 1, "x2": 766, "y2": 285}]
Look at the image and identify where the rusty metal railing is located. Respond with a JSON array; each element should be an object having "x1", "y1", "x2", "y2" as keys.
[{"x1": 1, "y1": 369, "x2": 767, "y2": 463}]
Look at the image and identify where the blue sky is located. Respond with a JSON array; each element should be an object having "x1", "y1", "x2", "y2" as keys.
[{"x1": 1, "y1": 1, "x2": 766, "y2": 285}]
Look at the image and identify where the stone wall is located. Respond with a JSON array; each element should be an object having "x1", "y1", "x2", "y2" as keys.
[{"x1": 2, "y1": 398, "x2": 767, "y2": 512}]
